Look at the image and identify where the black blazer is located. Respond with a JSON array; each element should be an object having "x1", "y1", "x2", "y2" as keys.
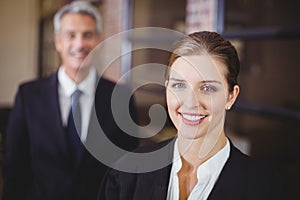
[
  {"x1": 101, "y1": 138, "x2": 283, "y2": 200},
  {"x1": 3, "y1": 72, "x2": 138, "y2": 200}
]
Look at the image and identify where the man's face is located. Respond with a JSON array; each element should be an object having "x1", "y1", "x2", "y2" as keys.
[{"x1": 55, "y1": 13, "x2": 101, "y2": 73}]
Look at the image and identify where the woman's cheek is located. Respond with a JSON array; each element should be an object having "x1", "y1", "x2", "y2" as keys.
[{"x1": 166, "y1": 91, "x2": 181, "y2": 125}]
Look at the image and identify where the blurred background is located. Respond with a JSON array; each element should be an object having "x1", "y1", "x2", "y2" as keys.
[{"x1": 0, "y1": 0, "x2": 299, "y2": 198}]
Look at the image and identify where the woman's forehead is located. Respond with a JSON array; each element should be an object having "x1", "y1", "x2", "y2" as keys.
[{"x1": 169, "y1": 55, "x2": 227, "y2": 82}]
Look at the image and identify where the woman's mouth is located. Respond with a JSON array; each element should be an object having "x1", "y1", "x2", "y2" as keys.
[{"x1": 180, "y1": 113, "x2": 207, "y2": 126}]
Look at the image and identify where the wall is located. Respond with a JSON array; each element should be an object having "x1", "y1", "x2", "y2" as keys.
[{"x1": 0, "y1": 0, "x2": 39, "y2": 107}]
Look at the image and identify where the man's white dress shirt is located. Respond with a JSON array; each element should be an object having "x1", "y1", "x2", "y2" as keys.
[{"x1": 58, "y1": 67, "x2": 96, "y2": 142}]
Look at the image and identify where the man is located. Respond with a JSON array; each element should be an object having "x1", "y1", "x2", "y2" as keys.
[{"x1": 3, "y1": 1, "x2": 138, "y2": 200}]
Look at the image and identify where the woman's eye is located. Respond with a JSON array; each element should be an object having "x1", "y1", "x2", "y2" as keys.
[
  {"x1": 172, "y1": 82, "x2": 186, "y2": 88},
  {"x1": 202, "y1": 85, "x2": 216, "y2": 92}
]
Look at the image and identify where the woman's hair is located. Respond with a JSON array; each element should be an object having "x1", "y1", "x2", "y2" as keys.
[
  {"x1": 167, "y1": 31, "x2": 240, "y2": 92},
  {"x1": 54, "y1": 1, "x2": 102, "y2": 35}
]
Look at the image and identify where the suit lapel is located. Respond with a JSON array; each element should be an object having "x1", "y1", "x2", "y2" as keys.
[
  {"x1": 207, "y1": 143, "x2": 245, "y2": 200},
  {"x1": 78, "y1": 74, "x2": 102, "y2": 168},
  {"x1": 134, "y1": 139, "x2": 175, "y2": 200},
  {"x1": 150, "y1": 165, "x2": 172, "y2": 200},
  {"x1": 46, "y1": 73, "x2": 73, "y2": 163},
  {"x1": 79, "y1": 103, "x2": 99, "y2": 167},
  {"x1": 133, "y1": 165, "x2": 172, "y2": 200}
]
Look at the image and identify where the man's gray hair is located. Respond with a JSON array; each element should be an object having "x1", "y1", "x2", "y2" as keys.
[{"x1": 54, "y1": 1, "x2": 102, "y2": 35}]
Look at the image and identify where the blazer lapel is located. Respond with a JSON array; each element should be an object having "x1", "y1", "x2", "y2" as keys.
[
  {"x1": 207, "y1": 143, "x2": 245, "y2": 200},
  {"x1": 133, "y1": 164, "x2": 172, "y2": 200},
  {"x1": 150, "y1": 165, "x2": 172, "y2": 200},
  {"x1": 78, "y1": 74, "x2": 104, "y2": 168},
  {"x1": 134, "y1": 139, "x2": 176, "y2": 200},
  {"x1": 46, "y1": 73, "x2": 73, "y2": 163}
]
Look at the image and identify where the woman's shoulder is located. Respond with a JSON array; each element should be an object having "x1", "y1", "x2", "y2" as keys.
[
  {"x1": 134, "y1": 137, "x2": 176, "y2": 153},
  {"x1": 229, "y1": 144, "x2": 273, "y2": 175},
  {"x1": 109, "y1": 137, "x2": 175, "y2": 173},
  {"x1": 226, "y1": 144, "x2": 274, "y2": 179},
  {"x1": 219, "y1": 143, "x2": 284, "y2": 199},
  {"x1": 100, "y1": 139, "x2": 175, "y2": 199}
]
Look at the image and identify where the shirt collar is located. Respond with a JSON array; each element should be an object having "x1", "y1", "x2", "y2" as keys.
[
  {"x1": 58, "y1": 67, "x2": 97, "y2": 97},
  {"x1": 171, "y1": 138, "x2": 230, "y2": 175},
  {"x1": 171, "y1": 139, "x2": 182, "y2": 174},
  {"x1": 196, "y1": 138, "x2": 230, "y2": 180}
]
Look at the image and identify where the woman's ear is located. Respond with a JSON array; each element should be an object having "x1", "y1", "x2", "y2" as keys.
[{"x1": 226, "y1": 85, "x2": 240, "y2": 110}]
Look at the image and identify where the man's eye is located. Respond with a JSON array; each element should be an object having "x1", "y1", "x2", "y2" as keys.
[
  {"x1": 84, "y1": 32, "x2": 94, "y2": 39},
  {"x1": 202, "y1": 85, "x2": 216, "y2": 92},
  {"x1": 65, "y1": 33, "x2": 75, "y2": 39},
  {"x1": 172, "y1": 83, "x2": 186, "y2": 88}
]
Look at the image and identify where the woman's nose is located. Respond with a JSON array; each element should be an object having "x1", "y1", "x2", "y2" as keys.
[{"x1": 184, "y1": 90, "x2": 199, "y2": 109}]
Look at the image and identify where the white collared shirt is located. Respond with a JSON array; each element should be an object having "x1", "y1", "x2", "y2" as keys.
[
  {"x1": 58, "y1": 67, "x2": 96, "y2": 142},
  {"x1": 167, "y1": 138, "x2": 230, "y2": 200}
]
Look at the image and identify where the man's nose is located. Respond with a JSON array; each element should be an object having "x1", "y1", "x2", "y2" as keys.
[{"x1": 73, "y1": 36, "x2": 86, "y2": 48}]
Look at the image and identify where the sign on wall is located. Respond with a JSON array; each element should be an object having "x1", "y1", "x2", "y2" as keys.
[{"x1": 186, "y1": 0, "x2": 219, "y2": 34}]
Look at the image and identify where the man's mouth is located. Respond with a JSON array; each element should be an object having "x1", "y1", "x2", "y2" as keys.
[
  {"x1": 70, "y1": 48, "x2": 90, "y2": 59},
  {"x1": 71, "y1": 52, "x2": 87, "y2": 59}
]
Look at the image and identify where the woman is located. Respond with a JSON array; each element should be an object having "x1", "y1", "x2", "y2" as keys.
[{"x1": 100, "y1": 31, "x2": 282, "y2": 200}]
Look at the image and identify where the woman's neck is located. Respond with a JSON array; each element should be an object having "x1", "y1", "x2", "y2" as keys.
[
  {"x1": 177, "y1": 132, "x2": 227, "y2": 168},
  {"x1": 176, "y1": 132, "x2": 227, "y2": 199}
]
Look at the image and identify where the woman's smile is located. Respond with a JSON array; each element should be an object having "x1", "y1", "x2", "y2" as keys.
[{"x1": 180, "y1": 112, "x2": 207, "y2": 126}]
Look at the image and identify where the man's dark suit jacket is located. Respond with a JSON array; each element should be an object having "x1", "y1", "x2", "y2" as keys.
[
  {"x1": 101, "y1": 138, "x2": 283, "y2": 200},
  {"x1": 3, "y1": 72, "x2": 138, "y2": 200}
]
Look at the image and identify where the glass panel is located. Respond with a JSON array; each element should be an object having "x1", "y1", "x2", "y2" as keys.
[{"x1": 225, "y1": 0, "x2": 300, "y2": 31}]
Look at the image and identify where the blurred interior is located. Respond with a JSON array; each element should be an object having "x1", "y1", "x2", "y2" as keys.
[{"x1": 0, "y1": 0, "x2": 299, "y2": 198}]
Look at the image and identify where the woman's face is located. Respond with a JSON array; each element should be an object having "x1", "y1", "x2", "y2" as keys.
[{"x1": 166, "y1": 55, "x2": 239, "y2": 141}]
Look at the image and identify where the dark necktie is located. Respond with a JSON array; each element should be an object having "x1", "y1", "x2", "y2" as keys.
[{"x1": 68, "y1": 89, "x2": 83, "y2": 166}]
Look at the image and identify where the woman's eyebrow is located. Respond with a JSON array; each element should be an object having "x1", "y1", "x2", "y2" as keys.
[
  {"x1": 169, "y1": 78, "x2": 222, "y2": 85},
  {"x1": 201, "y1": 80, "x2": 222, "y2": 85},
  {"x1": 168, "y1": 77, "x2": 186, "y2": 82}
]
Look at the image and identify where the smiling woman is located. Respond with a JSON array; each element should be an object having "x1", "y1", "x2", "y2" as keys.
[
  {"x1": 166, "y1": 55, "x2": 238, "y2": 144},
  {"x1": 100, "y1": 31, "x2": 283, "y2": 200}
]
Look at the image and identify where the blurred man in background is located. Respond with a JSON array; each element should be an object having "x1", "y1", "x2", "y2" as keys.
[{"x1": 3, "y1": 1, "x2": 138, "y2": 199}]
